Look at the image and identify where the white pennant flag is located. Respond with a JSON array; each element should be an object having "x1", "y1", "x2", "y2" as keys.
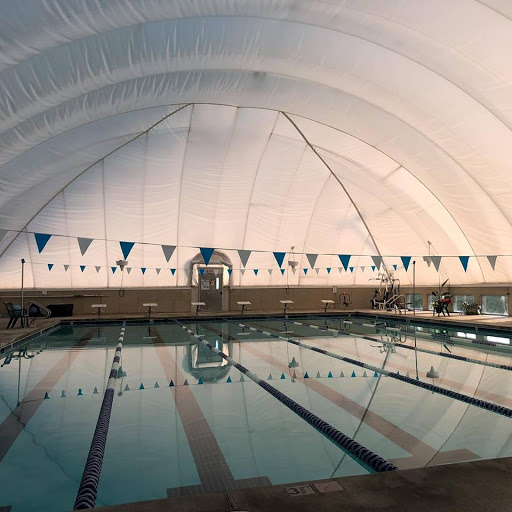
[
  {"x1": 423, "y1": 256, "x2": 432, "y2": 267},
  {"x1": 240, "y1": 269, "x2": 246, "y2": 276},
  {"x1": 487, "y1": 255, "x2": 497, "y2": 270},
  {"x1": 77, "y1": 237, "x2": 94, "y2": 256},
  {"x1": 267, "y1": 269, "x2": 273, "y2": 275},
  {"x1": 338, "y1": 267, "x2": 343, "y2": 273},
  {"x1": 161, "y1": 245, "x2": 176, "y2": 262},
  {"x1": 238, "y1": 250, "x2": 252, "y2": 268},
  {"x1": 95, "y1": 266, "x2": 101, "y2": 273},
  {"x1": 371, "y1": 256, "x2": 382, "y2": 270},
  {"x1": 315, "y1": 268, "x2": 320, "y2": 274},
  {"x1": 155, "y1": 268, "x2": 161, "y2": 275},
  {"x1": 430, "y1": 256, "x2": 442, "y2": 272},
  {"x1": 126, "y1": 267, "x2": 132, "y2": 274},
  {"x1": 306, "y1": 254, "x2": 318, "y2": 268},
  {"x1": 361, "y1": 266, "x2": 365, "y2": 272},
  {"x1": 64, "y1": 264, "x2": 69, "y2": 272}
]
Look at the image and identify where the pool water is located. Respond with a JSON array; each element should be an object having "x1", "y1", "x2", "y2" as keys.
[{"x1": 0, "y1": 317, "x2": 511, "y2": 511}]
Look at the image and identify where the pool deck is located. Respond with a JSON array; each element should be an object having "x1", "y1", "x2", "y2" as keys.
[{"x1": 91, "y1": 455, "x2": 512, "y2": 512}]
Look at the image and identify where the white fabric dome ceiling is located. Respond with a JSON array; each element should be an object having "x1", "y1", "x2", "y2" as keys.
[{"x1": 1, "y1": 0, "x2": 512, "y2": 289}]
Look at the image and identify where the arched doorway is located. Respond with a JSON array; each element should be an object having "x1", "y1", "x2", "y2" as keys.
[{"x1": 189, "y1": 250, "x2": 232, "y2": 312}]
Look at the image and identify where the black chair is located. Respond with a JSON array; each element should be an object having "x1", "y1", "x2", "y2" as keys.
[{"x1": 4, "y1": 302, "x2": 29, "y2": 329}]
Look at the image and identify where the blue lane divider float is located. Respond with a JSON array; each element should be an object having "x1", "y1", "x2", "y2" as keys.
[
  {"x1": 177, "y1": 320, "x2": 396, "y2": 473},
  {"x1": 235, "y1": 320, "x2": 512, "y2": 419},
  {"x1": 73, "y1": 321, "x2": 127, "y2": 510}
]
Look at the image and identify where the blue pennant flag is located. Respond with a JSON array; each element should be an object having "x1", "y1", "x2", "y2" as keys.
[
  {"x1": 170, "y1": 268, "x2": 176, "y2": 275},
  {"x1": 393, "y1": 264, "x2": 398, "y2": 271},
  {"x1": 111, "y1": 266, "x2": 117, "y2": 274},
  {"x1": 141, "y1": 267, "x2": 146, "y2": 275},
  {"x1": 280, "y1": 268, "x2": 285, "y2": 275},
  {"x1": 227, "y1": 268, "x2": 233, "y2": 275},
  {"x1": 253, "y1": 269, "x2": 259, "y2": 275},
  {"x1": 200, "y1": 247, "x2": 215, "y2": 266},
  {"x1": 303, "y1": 268, "x2": 308, "y2": 275},
  {"x1": 199, "y1": 268, "x2": 205, "y2": 276},
  {"x1": 80, "y1": 265, "x2": 86, "y2": 272},
  {"x1": 120, "y1": 241, "x2": 135, "y2": 259},
  {"x1": 47, "y1": 264, "x2": 53, "y2": 271},
  {"x1": 400, "y1": 256, "x2": 411, "y2": 272},
  {"x1": 371, "y1": 266, "x2": 376, "y2": 272},
  {"x1": 273, "y1": 252, "x2": 286, "y2": 268},
  {"x1": 34, "y1": 233, "x2": 52, "y2": 253},
  {"x1": 349, "y1": 267, "x2": 354, "y2": 273},
  {"x1": 326, "y1": 267, "x2": 331, "y2": 274},
  {"x1": 338, "y1": 254, "x2": 351, "y2": 271},
  {"x1": 459, "y1": 256, "x2": 470, "y2": 272}
]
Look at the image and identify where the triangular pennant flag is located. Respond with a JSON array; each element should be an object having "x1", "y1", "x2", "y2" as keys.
[
  {"x1": 227, "y1": 268, "x2": 232, "y2": 275},
  {"x1": 34, "y1": 233, "x2": 52, "y2": 253},
  {"x1": 393, "y1": 264, "x2": 398, "y2": 271},
  {"x1": 303, "y1": 268, "x2": 308, "y2": 275},
  {"x1": 125, "y1": 384, "x2": 130, "y2": 391},
  {"x1": 374, "y1": 371, "x2": 379, "y2": 377},
  {"x1": 268, "y1": 373, "x2": 273, "y2": 380},
  {"x1": 126, "y1": 267, "x2": 132, "y2": 274},
  {"x1": 111, "y1": 266, "x2": 117, "y2": 274},
  {"x1": 338, "y1": 254, "x2": 351, "y2": 271},
  {"x1": 141, "y1": 267, "x2": 146, "y2": 274},
  {"x1": 351, "y1": 371, "x2": 356, "y2": 377},
  {"x1": 338, "y1": 267, "x2": 343, "y2": 273},
  {"x1": 240, "y1": 269, "x2": 246, "y2": 276},
  {"x1": 459, "y1": 256, "x2": 470, "y2": 272},
  {"x1": 267, "y1": 269, "x2": 273, "y2": 275},
  {"x1": 349, "y1": 267, "x2": 354, "y2": 273},
  {"x1": 340, "y1": 371, "x2": 345, "y2": 377},
  {"x1": 371, "y1": 266, "x2": 376, "y2": 272},
  {"x1": 423, "y1": 256, "x2": 432, "y2": 267},
  {"x1": 361, "y1": 266, "x2": 365, "y2": 272},
  {"x1": 139, "y1": 383, "x2": 145, "y2": 390},
  {"x1": 226, "y1": 376, "x2": 232, "y2": 383},
  {"x1": 253, "y1": 269, "x2": 259, "y2": 275},
  {"x1": 431, "y1": 255, "x2": 442, "y2": 272},
  {"x1": 154, "y1": 382, "x2": 160, "y2": 388},
  {"x1": 200, "y1": 247, "x2": 215, "y2": 266},
  {"x1": 280, "y1": 268, "x2": 285, "y2": 275},
  {"x1": 161, "y1": 245, "x2": 176, "y2": 262},
  {"x1": 487, "y1": 255, "x2": 497, "y2": 271},
  {"x1": 120, "y1": 241, "x2": 135, "y2": 259},
  {"x1": 169, "y1": 380, "x2": 174, "y2": 387},
  {"x1": 80, "y1": 265, "x2": 86, "y2": 272},
  {"x1": 316, "y1": 371, "x2": 321, "y2": 378},
  {"x1": 306, "y1": 254, "x2": 318, "y2": 268},
  {"x1": 327, "y1": 371, "x2": 333, "y2": 378},
  {"x1": 198, "y1": 377, "x2": 203, "y2": 385},
  {"x1": 170, "y1": 268, "x2": 176, "y2": 275},
  {"x1": 363, "y1": 371, "x2": 368, "y2": 377},
  {"x1": 371, "y1": 256, "x2": 382, "y2": 270},
  {"x1": 64, "y1": 265, "x2": 69, "y2": 272},
  {"x1": 155, "y1": 268, "x2": 161, "y2": 275},
  {"x1": 304, "y1": 371, "x2": 309, "y2": 378},
  {"x1": 315, "y1": 268, "x2": 320, "y2": 274},
  {"x1": 95, "y1": 266, "x2": 101, "y2": 273},
  {"x1": 238, "y1": 250, "x2": 251, "y2": 268},
  {"x1": 280, "y1": 373, "x2": 286, "y2": 380},
  {"x1": 273, "y1": 252, "x2": 286, "y2": 268},
  {"x1": 239, "y1": 375, "x2": 245, "y2": 382},
  {"x1": 61, "y1": 390, "x2": 66, "y2": 397},
  {"x1": 77, "y1": 237, "x2": 93, "y2": 256},
  {"x1": 401, "y1": 256, "x2": 411, "y2": 272},
  {"x1": 326, "y1": 267, "x2": 331, "y2": 274},
  {"x1": 183, "y1": 379, "x2": 189, "y2": 386}
]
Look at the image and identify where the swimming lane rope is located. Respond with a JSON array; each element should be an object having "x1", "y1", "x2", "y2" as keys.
[
  {"x1": 176, "y1": 321, "x2": 396, "y2": 473},
  {"x1": 73, "y1": 321, "x2": 126, "y2": 510}
]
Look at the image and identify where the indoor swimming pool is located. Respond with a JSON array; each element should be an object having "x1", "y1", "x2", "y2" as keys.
[{"x1": 0, "y1": 315, "x2": 511, "y2": 511}]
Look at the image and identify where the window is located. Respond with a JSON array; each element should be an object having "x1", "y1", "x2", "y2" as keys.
[
  {"x1": 406, "y1": 294, "x2": 423, "y2": 310},
  {"x1": 452, "y1": 295, "x2": 475, "y2": 313},
  {"x1": 481, "y1": 295, "x2": 508, "y2": 316}
]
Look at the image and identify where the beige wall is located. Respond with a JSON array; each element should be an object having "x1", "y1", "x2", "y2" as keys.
[{"x1": 1, "y1": 285, "x2": 511, "y2": 315}]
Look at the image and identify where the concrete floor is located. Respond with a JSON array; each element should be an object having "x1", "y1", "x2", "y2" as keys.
[{"x1": 91, "y1": 456, "x2": 512, "y2": 512}]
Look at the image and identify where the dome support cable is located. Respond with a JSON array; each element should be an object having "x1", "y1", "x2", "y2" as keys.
[
  {"x1": 0, "y1": 104, "x2": 192, "y2": 261},
  {"x1": 281, "y1": 111, "x2": 391, "y2": 280}
]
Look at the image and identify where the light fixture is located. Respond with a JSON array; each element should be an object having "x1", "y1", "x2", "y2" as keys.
[
  {"x1": 426, "y1": 366, "x2": 439, "y2": 379},
  {"x1": 116, "y1": 259, "x2": 128, "y2": 271}
]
